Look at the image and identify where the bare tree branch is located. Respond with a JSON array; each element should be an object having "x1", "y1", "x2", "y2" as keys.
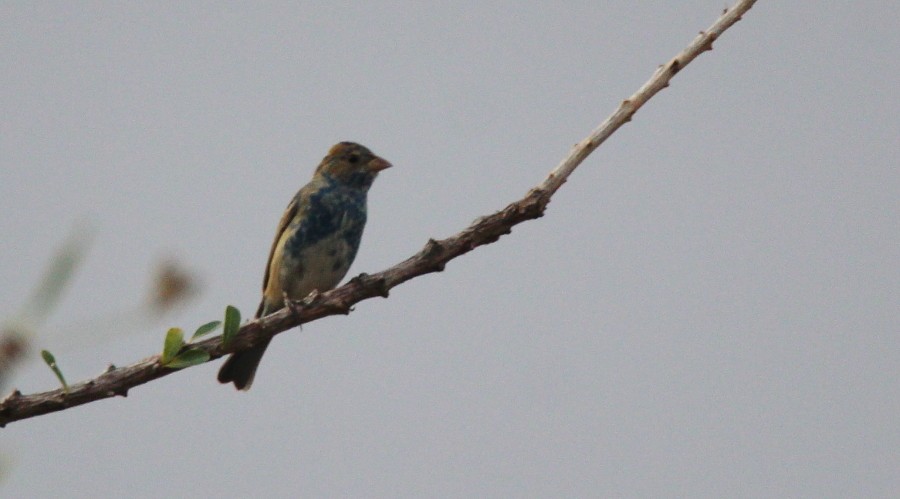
[{"x1": 0, "y1": 0, "x2": 757, "y2": 427}]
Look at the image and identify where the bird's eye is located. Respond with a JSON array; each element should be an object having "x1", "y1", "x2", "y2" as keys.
[{"x1": 348, "y1": 154, "x2": 360, "y2": 164}]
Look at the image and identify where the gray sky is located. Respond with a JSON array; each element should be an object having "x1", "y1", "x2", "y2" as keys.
[{"x1": 2, "y1": 2, "x2": 898, "y2": 497}]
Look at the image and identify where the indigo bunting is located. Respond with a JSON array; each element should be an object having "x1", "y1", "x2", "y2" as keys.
[{"x1": 218, "y1": 142, "x2": 391, "y2": 390}]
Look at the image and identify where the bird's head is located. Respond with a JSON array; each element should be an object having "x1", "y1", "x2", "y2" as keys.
[{"x1": 315, "y1": 142, "x2": 392, "y2": 189}]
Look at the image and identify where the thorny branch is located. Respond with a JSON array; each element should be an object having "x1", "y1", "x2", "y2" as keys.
[{"x1": 0, "y1": 0, "x2": 757, "y2": 427}]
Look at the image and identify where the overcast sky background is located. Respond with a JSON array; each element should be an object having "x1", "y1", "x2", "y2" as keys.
[{"x1": 1, "y1": 2, "x2": 898, "y2": 497}]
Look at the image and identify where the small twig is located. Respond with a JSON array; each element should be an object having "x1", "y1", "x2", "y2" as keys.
[{"x1": 0, "y1": 0, "x2": 757, "y2": 427}]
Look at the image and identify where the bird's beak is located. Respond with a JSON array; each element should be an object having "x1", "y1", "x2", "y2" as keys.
[{"x1": 367, "y1": 157, "x2": 392, "y2": 172}]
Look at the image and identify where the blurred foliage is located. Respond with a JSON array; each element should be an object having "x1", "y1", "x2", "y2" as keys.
[
  {"x1": 1, "y1": 227, "x2": 202, "y2": 391},
  {"x1": 0, "y1": 228, "x2": 90, "y2": 390},
  {"x1": 149, "y1": 259, "x2": 198, "y2": 313}
]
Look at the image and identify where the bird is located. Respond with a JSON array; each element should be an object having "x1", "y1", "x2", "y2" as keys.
[{"x1": 218, "y1": 141, "x2": 392, "y2": 390}]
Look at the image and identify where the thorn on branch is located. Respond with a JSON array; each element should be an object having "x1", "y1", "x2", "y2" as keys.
[
  {"x1": 524, "y1": 187, "x2": 544, "y2": 201},
  {"x1": 326, "y1": 297, "x2": 353, "y2": 315},
  {"x1": 526, "y1": 186, "x2": 551, "y2": 202},
  {"x1": 370, "y1": 277, "x2": 390, "y2": 298},
  {"x1": 349, "y1": 273, "x2": 390, "y2": 298},
  {"x1": 670, "y1": 59, "x2": 682, "y2": 74},
  {"x1": 702, "y1": 32, "x2": 717, "y2": 51},
  {"x1": 423, "y1": 238, "x2": 446, "y2": 259},
  {"x1": 2, "y1": 389, "x2": 22, "y2": 403},
  {"x1": 479, "y1": 235, "x2": 500, "y2": 245}
]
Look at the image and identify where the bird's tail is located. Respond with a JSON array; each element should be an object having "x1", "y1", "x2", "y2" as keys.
[
  {"x1": 217, "y1": 298, "x2": 272, "y2": 390},
  {"x1": 217, "y1": 337, "x2": 272, "y2": 390}
]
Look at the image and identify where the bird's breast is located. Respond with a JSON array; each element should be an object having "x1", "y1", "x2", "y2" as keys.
[
  {"x1": 278, "y1": 186, "x2": 368, "y2": 299},
  {"x1": 280, "y1": 234, "x2": 356, "y2": 298}
]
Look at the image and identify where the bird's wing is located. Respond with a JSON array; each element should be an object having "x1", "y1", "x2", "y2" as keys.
[{"x1": 256, "y1": 189, "x2": 304, "y2": 317}]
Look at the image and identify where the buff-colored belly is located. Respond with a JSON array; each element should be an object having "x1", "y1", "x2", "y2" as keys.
[{"x1": 278, "y1": 232, "x2": 354, "y2": 300}]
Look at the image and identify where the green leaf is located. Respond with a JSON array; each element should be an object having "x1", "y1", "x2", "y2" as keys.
[
  {"x1": 161, "y1": 327, "x2": 185, "y2": 365},
  {"x1": 40, "y1": 349, "x2": 70, "y2": 394},
  {"x1": 166, "y1": 349, "x2": 210, "y2": 369},
  {"x1": 222, "y1": 305, "x2": 241, "y2": 345},
  {"x1": 192, "y1": 320, "x2": 222, "y2": 339}
]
